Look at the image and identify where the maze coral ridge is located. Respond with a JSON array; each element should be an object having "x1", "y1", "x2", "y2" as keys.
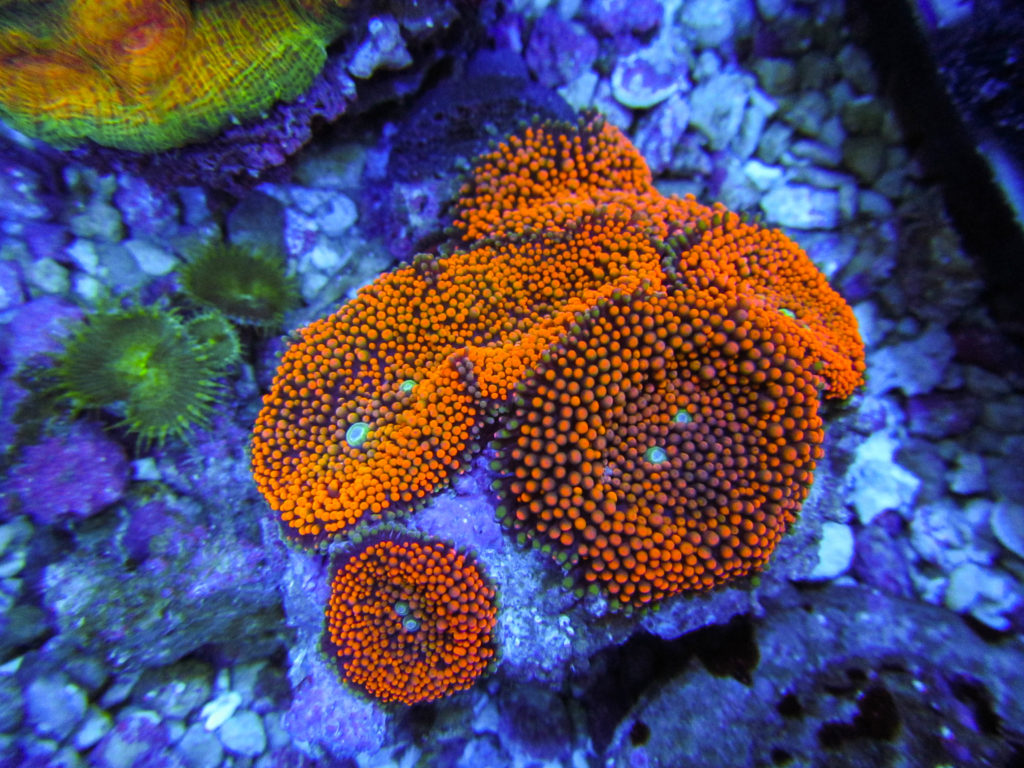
[{"x1": 253, "y1": 115, "x2": 865, "y2": 608}]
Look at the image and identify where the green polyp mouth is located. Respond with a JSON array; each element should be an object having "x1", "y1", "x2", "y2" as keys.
[
  {"x1": 393, "y1": 600, "x2": 410, "y2": 617},
  {"x1": 779, "y1": 307, "x2": 796, "y2": 319},
  {"x1": 114, "y1": 343, "x2": 155, "y2": 379},
  {"x1": 345, "y1": 421, "x2": 370, "y2": 448},
  {"x1": 400, "y1": 379, "x2": 416, "y2": 393},
  {"x1": 402, "y1": 616, "x2": 420, "y2": 632},
  {"x1": 672, "y1": 409, "x2": 693, "y2": 424},
  {"x1": 643, "y1": 445, "x2": 669, "y2": 464}
]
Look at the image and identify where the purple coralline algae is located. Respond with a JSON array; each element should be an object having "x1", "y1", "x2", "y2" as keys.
[
  {"x1": 1, "y1": 296, "x2": 83, "y2": 371},
  {"x1": 5, "y1": 421, "x2": 128, "y2": 525},
  {"x1": 524, "y1": 10, "x2": 599, "y2": 88},
  {"x1": 283, "y1": 654, "x2": 386, "y2": 759},
  {"x1": 581, "y1": 0, "x2": 663, "y2": 36}
]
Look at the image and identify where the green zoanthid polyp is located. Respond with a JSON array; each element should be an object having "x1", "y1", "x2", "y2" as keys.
[
  {"x1": 179, "y1": 241, "x2": 300, "y2": 329},
  {"x1": 53, "y1": 305, "x2": 238, "y2": 447}
]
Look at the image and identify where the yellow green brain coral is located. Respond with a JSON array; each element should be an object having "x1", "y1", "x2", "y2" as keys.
[{"x1": 0, "y1": 0, "x2": 349, "y2": 152}]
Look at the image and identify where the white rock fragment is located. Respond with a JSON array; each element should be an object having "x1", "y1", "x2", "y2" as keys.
[
  {"x1": 847, "y1": 432, "x2": 921, "y2": 524},
  {"x1": 124, "y1": 239, "x2": 177, "y2": 276},
  {"x1": 867, "y1": 324, "x2": 956, "y2": 397},
  {"x1": 945, "y1": 562, "x2": 1021, "y2": 631},
  {"x1": 806, "y1": 522, "x2": 855, "y2": 580},
  {"x1": 201, "y1": 691, "x2": 242, "y2": 731}
]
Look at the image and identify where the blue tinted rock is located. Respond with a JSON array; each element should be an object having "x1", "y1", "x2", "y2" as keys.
[
  {"x1": 7, "y1": 421, "x2": 129, "y2": 525},
  {"x1": 790, "y1": 139, "x2": 843, "y2": 167},
  {"x1": 63, "y1": 654, "x2": 109, "y2": 695},
  {"x1": 219, "y1": 710, "x2": 266, "y2": 758},
  {"x1": 457, "y1": 735, "x2": 511, "y2": 768},
  {"x1": 69, "y1": 198, "x2": 123, "y2": 243},
  {"x1": 0, "y1": 605, "x2": 48, "y2": 658},
  {"x1": 836, "y1": 43, "x2": 878, "y2": 94},
  {"x1": 584, "y1": 0, "x2": 662, "y2": 35},
  {"x1": 982, "y1": 395, "x2": 1024, "y2": 433},
  {"x1": 734, "y1": 88, "x2": 776, "y2": 158},
  {"x1": 284, "y1": 208, "x2": 318, "y2": 259},
  {"x1": 689, "y1": 72, "x2": 753, "y2": 150},
  {"x1": 74, "y1": 708, "x2": 113, "y2": 750},
  {"x1": 114, "y1": 174, "x2": 179, "y2": 239},
  {"x1": 797, "y1": 51, "x2": 839, "y2": 90},
  {"x1": 680, "y1": 0, "x2": 755, "y2": 48},
  {"x1": 633, "y1": 94, "x2": 690, "y2": 175},
  {"x1": 176, "y1": 723, "x2": 223, "y2": 768},
  {"x1": 497, "y1": 685, "x2": 571, "y2": 762},
  {"x1": 991, "y1": 501, "x2": 1024, "y2": 559},
  {"x1": 760, "y1": 184, "x2": 840, "y2": 229},
  {"x1": 610, "y1": 38, "x2": 689, "y2": 109},
  {"x1": 0, "y1": 163, "x2": 50, "y2": 220},
  {"x1": 755, "y1": 0, "x2": 788, "y2": 20},
  {"x1": 200, "y1": 692, "x2": 241, "y2": 731},
  {"x1": 90, "y1": 710, "x2": 168, "y2": 768},
  {"x1": 840, "y1": 95, "x2": 885, "y2": 134},
  {"x1": 558, "y1": 71, "x2": 599, "y2": 112},
  {"x1": 782, "y1": 91, "x2": 831, "y2": 137},
  {"x1": 752, "y1": 58, "x2": 797, "y2": 95},
  {"x1": 525, "y1": 10, "x2": 598, "y2": 89},
  {"x1": 989, "y1": 440, "x2": 1024, "y2": 502},
  {"x1": 715, "y1": 155, "x2": 762, "y2": 211},
  {"x1": 23, "y1": 221, "x2": 70, "y2": 262},
  {"x1": 25, "y1": 673, "x2": 87, "y2": 740},
  {"x1": 2, "y1": 297, "x2": 82, "y2": 371},
  {"x1": 318, "y1": 194, "x2": 358, "y2": 237},
  {"x1": 226, "y1": 192, "x2": 285, "y2": 253},
  {"x1": 348, "y1": 16, "x2": 412, "y2": 79},
  {"x1": 0, "y1": 673, "x2": 23, "y2": 732},
  {"x1": 25, "y1": 258, "x2": 69, "y2": 295},
  {"x1": 590, "y1": 81, "x2": 634, "y2": 130},
  {"x1": 909, "y1": 499, "x2": 991, "y2": 571},
  {"x1": 124, "y1": 239, "x2": 178, "y2": 276},
  {"x1": 945, "y1": 563, "x2": 1020, "y2": 631},
  {"x1": 858, "y1": 188, "x2": 894, "y2": 218},
  {"x1": 756, "y1": 121, "x2": 794, "y2": 163},
  {"x1": 948, "y1": 453, "x2": 987, "y2": 495},
  {"x1": 906, "y1": 392, "x2": 979, "y2": 438},
  {"x1": 843, "y1": 135, "x2": 886, "y2": 183},
  {"x1": 23, "y1": 743, "x2": 83, "y2": 768},
  {"x1": 796, "y1": 231, "x2": 858, "y2": 279},
  {"x1": 132, "y1": 660, "x2": 213, "y2": 720},
  {"x1": 0, "y1": 260, "x2": 23, "y2": 310},
  {"x1": 293, "y1": 143, "x2": 367, "y2": 190},
  {"x1": 852, "y1": 518, "x2": 915, "y2": 597},
  {"x1": 868, "y1": 325, "x2": 955, "y2": 397}
]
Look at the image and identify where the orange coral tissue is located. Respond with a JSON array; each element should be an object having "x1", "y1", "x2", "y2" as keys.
[
  {"x1": 322, "y1": 532, "x2": 498, "y2": 705},
  {"x1": 252, "y1": 113, "x2": 866, "y2": 610}
]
